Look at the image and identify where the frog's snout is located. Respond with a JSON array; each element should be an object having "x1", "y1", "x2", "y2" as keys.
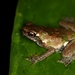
[{"x1": 22, "y1": 28, "x2": 27, "y2": 36}]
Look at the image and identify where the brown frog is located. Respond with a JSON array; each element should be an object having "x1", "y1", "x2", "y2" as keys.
[{"x1": 22, "y1": 18, "x2": 75, "y2": 66}]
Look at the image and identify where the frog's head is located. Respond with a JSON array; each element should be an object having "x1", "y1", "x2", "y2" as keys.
[{"x1": 22, "y1": 22, "x2": 43, "y2": 42}]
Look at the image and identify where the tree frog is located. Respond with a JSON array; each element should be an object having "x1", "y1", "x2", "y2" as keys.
[{"x1": 22, "y1": 18, "x2": 75, "y2": 66}]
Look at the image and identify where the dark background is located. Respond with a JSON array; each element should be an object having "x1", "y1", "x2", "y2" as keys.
[{"x1": 1, "y1": 0, "x2": 18, "y2": 75}]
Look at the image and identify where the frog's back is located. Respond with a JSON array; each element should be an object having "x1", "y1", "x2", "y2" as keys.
[{"x1": 43, "y1": 27, "x2": 75, "y2": 40}]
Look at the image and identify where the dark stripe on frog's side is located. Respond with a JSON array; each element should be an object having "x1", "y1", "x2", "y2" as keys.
[{"x1": 59, "y1": 39, "x2": 73, "y2": 52}]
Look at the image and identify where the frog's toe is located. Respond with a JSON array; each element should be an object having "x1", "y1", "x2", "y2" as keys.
[
  {"x1": 58, "y1": 58, "x2": 70, "y2": 66},
  {"x1": 26, "y1": 56, "x2": 39, "y2": 64}
]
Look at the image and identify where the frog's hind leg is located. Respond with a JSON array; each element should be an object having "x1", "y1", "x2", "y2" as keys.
[
  {"x1": 58, "y1": 39, "x2": 75, "y2": 66},
  {"x1": 59, "y1": 17, "x2": 75, "y2": 32}
]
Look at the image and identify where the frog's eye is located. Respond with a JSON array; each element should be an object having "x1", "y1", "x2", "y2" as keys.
[{"x1": 28, "y1": 32, "x2": 36, "y2": 37}]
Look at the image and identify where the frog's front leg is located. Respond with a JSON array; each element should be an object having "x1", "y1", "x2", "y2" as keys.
[
  {"x1": 58, "y1": 39, "x2": 75, "y2": 66},
  {"x1": 26, "y1": 47, "x2": 55, "y2": 64},
  {"x1": 59, "y1": 17, "x2": 75, "y2": 32}
]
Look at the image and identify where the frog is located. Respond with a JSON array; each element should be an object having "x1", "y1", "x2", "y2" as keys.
[{"x1": 22, "y1": 18, "x2": 75, "y2": 66}]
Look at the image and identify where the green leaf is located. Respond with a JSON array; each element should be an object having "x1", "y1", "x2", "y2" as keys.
[{"x1": 9, "y1": 0, "x2": 75, "y2": 75}]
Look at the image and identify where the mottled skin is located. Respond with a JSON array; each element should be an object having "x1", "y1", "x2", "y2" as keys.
[{"x1": 22, "y1": 18, "x2": 75, "y2": 66}]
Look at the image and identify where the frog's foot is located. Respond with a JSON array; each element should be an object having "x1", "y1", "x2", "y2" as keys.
[
  {"x1": 58, "y1": 57, "x2": 71, "y2": 66},
  {"x1": 26, "y1": 55, "x2": 40, "y2": 64},
  {"x1": 58, "y1": 54, "x2": 75, "y2": 66}
]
